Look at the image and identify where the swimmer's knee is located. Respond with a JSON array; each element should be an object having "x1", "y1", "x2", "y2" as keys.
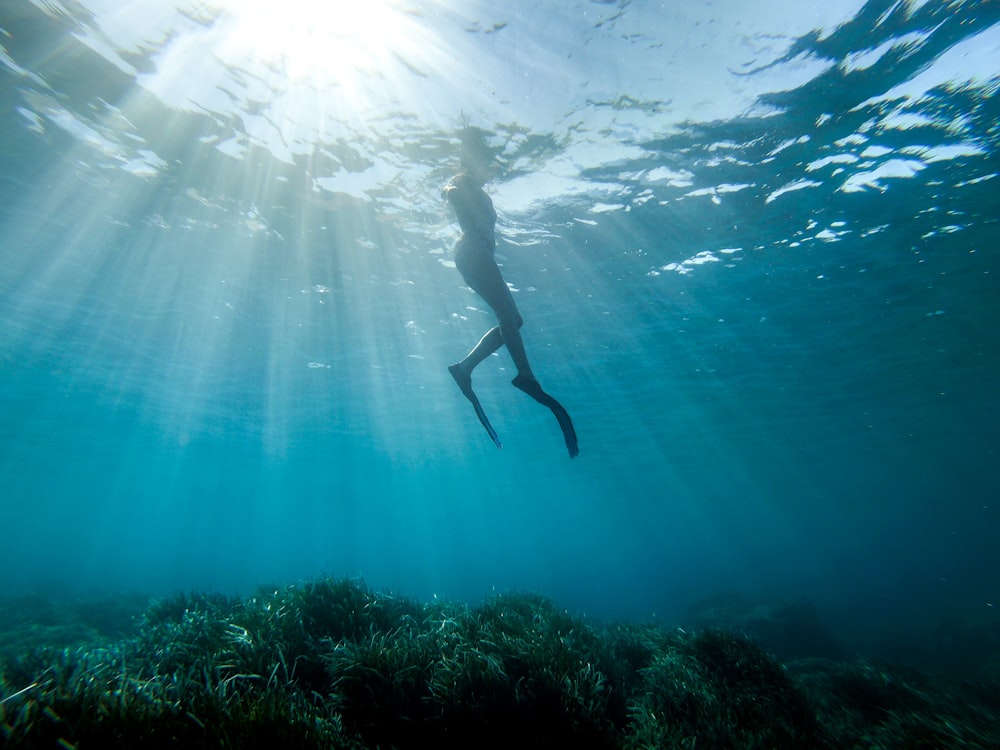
[{"x1": 500, "y1": 311, "x2": 523, "y2": 329}]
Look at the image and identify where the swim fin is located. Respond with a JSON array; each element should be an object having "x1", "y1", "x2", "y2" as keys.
[
  {"x1": 512, "y1": 375, "x2": 579, "y2": 459},
  {"x1": 450, "y1": 365, "x2": 502, "y2": 449}
]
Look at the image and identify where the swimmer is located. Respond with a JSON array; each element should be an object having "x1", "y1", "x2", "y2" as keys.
[{"x1": 444, "y1": 171, "x2": 578, "y2": 459}]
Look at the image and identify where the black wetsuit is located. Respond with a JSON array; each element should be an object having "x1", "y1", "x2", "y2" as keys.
[{"x1": 445, "y1": 174, "x2": 578, "y2": 459}]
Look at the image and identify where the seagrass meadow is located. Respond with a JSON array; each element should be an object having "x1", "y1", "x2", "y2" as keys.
[{"x1": 2, "y1": 578, "x2": 999, "y2": 749}]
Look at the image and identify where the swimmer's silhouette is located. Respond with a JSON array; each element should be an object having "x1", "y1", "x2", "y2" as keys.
[{"x1": 444, "y1": 170, "x2": 578, "y2": 459}]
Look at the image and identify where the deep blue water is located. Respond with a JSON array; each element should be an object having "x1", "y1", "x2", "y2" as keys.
[{"x1": 1, "y1": 0, "x2": 998, "y2": 663}]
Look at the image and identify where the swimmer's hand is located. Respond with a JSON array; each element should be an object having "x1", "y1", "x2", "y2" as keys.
[
  {"x1": 449, "y1": 365, "x2": 502, "y2": 449},
  {"x1": 512, "y1": 375, "x2": 579, "y2": 459}
]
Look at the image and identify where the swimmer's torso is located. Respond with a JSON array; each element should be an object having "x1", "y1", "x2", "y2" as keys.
[{"x1": 445, "y1": 175, "x2": 496, "y2": 254}]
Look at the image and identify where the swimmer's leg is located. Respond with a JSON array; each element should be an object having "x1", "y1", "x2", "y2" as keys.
[
  {"x1": 450, "y1": 364, "x2": 502, "y2": 449},
  {"x1": 456, "y1": 326, "x2": 504, "y2": 374},
  {"x1": 511, "y1": 375, "x2": 579, "y2": 459}
]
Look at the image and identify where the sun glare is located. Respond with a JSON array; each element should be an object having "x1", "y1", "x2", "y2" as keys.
[{"x1": 205, "y1": 0, "x2": 425, "y2": 86}]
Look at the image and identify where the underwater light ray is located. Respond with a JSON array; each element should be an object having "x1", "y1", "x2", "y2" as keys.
[
  {"x1": 529, "y1": 202, "x2": 820, "y2": 543},
  {"x1": 7, "y1": 70, "x2": 292, "y2": 451}
]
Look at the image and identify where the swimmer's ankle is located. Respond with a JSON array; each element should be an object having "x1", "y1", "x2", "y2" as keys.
[{"x1": 449, "y1": 363, "x2": 473, "y2": 392}]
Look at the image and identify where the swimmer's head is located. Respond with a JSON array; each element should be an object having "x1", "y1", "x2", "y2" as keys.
[
  {"x1": 458, "y1": 126, "x2": 496, "y2": 184},
  {"x1": 448, "y1": 173, "x2": 482, "y2": 192}
]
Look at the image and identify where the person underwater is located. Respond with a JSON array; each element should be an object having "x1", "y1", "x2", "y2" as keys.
[{"x1": 443, "y1": 171, "x2": 579, "y2": 459}]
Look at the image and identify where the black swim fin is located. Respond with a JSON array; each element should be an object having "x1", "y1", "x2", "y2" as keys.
[
  {"x1": 512, "y1": 375, "x2": 579, "y2": 459},
  {"x1": 450, "y1": 365, "x2": 502, "y2": 449}
]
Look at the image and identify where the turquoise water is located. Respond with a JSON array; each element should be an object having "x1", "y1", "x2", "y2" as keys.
[{"x1": 1, "y1": 0, "x2": 997, "y2": 662}]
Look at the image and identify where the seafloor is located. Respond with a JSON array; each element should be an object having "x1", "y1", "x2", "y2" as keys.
[{"x1": 2, "y1": 578, "x2": 998, "y2": 749}]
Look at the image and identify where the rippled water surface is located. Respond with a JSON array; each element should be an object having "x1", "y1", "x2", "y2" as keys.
[{"x1": 1, "y1": 0, "x2": 998, "y2": 655}]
